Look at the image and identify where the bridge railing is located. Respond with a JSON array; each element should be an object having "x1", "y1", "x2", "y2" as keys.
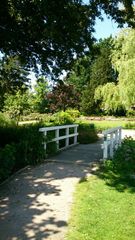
[
  {"x1": 102, "y1": 126, "x2": 122, "y2": 159},
  {"x1": 39, "y1": 124, "x2": 78, "y2": 152}
]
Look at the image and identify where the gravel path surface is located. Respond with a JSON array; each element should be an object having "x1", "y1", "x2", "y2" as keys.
[
  {"x1": 122, "y1": 129, "x2": 135, "y2": 139},
  {"x1": 0, "y1": 162, "x2": 91, "y2": 240}
]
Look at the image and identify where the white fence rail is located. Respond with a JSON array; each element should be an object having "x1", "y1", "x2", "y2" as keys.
[
  {"x1": 102, "y1": 126, "x2": 122, "y2": 159},
  {"x1": 39, "y1": 124, "x2": 78, "y2": 152}
]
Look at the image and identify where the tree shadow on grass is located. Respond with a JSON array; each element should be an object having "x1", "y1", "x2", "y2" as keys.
[{"x1": 95, "y1": 162, "x2": 135, "y2": 194}]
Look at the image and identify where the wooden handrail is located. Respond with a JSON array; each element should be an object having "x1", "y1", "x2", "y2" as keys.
[
  {"x1": 102, "y1": 126, "x2": 122, "y2": 159},
  {"x1": 39, "y1": 124, "x2": 78, "y2": 152}
]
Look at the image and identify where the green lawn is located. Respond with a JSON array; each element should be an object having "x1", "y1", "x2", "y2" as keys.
[
  {"x1": 66, "y1": 176, "x2": 135, "y2": 240},
  {"x1": 82, "y1": 120, "x2": 135, "y2": 131}
]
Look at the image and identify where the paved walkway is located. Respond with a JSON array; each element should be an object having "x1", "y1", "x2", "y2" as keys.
[
  {"x1": 122, "y1": 129, "x2": 135, "y2": 139},
  {"x1": 0, "y1": 130, "x2": 134, "y2": 240},
  {"x1": 0, "y1": 162, "x2": 93, "y2": 240}
]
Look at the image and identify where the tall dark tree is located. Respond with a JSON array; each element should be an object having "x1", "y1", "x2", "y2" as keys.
[
  {"x1": 89, "y1": 37, "x2": 117, "y2": 86},
  {"x1": 80, "y1": 37, "x2": 117, "y2": 115},
  {"x1": 0, "y1": 0, "x2": 134, "y2": 77},
  {"x1": 66, "y1": 55, "x2": 93, "y2": 93}
]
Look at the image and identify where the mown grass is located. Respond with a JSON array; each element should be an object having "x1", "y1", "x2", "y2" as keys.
[
  {"x1": 78, "y1": 120, "x2": 135, "y2": 131},
  {"x1": 66, "y1": 175, "x2": 135, "y2": 240}
]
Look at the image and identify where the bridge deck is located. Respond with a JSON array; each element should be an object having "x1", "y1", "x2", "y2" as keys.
[{"x1": 48, "y1": 139, "x2": 103, "y2": 166}]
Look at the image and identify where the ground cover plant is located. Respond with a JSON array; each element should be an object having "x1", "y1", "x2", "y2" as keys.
[{"x1": 66, "y1": 138, "x2": 135, "y2": 240}]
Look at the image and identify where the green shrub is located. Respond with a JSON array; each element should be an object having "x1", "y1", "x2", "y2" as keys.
[
  {"x1": 78, "y1": 123, "x2": 98, "y2": 144},
  {"x1": 103, "y1": 137, "x2": 135, "y2": 176},
  {"x1": 127, "y1": 109, "x2": 135, "y2": 117},
  {"x1": 20, "y1": 112, "x2": 51, "y2": 122},
  {"x1": 51, "y1": 111, "x2": 74, "y2": 125},
  {"x1": 46, "y1": 142, "x2": 58, "y2": 156},
  {"x1": 0, "y1": 144, "x2": 16, "y2": 182},
  {"x1": 66, "y1": 108, "x2": 80, "y2": 119},
  {"x1": 113, "y1": 137, "x2": 135, "y2": 175},
  {"x1": 125, "y1": 122, "x2": 135, "y2": 129},
  {"x1": 0, "y1": 112, "x2": 16, "y2": 127},
  {"x1": 0, "y1": 124, "x2": 46, "y2": 183},
  {"x1": 100, "y1": 137, "x2": 135, "y2": 191},
  {"x1": 0, "y1": 126, "x2": 20, "y2": 148},
  {"x1": 14, "y1": 124, "x2": 46, "y2": 166},
  {"x1": 20, "y1": 110, "x2": 80, "y2": 125}
]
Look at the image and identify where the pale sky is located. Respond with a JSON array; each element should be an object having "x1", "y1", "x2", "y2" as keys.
[
  {"x1": 84, "y1": 0, "x2": 119, "y2": 39},
  {"x1": 94, "y1": 14, "x2": 119, "y2": 40}
]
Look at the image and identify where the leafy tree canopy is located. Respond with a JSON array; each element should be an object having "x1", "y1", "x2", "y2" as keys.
[
  {"x1": 94, "y1": 83, "x2": 123, "y2": 114},
  {"x1": 0, "y1": 55, "x2": 30, "y2": 92},
  {"x1": 66, "y1": 55, "x2": 93, "y2": 92},
  {"x1": 31, "y1": 76, "x2": 49, "y2": 113},
  {"x1": 0, "y1": 0, "x2": 134, "y2": 77},
  {"x1": 95, "y1": 28, "x2": 135, "y2": 114},
  {"x1": 77, "y1": 37, "x2": 117, "y2": 115},
  {"x1": 47, "y1": 81, "x2": 80, "y2": 112},
  {"x1": 112, "y1": 28, "x2": 135, "y2": 109},
  {"x1": 3, "y1": 89, "x2": 30, "y2": 122},
  {"x1": 0, "y1": 55, "x2": 30, "y2": 109},
  {"x1": 67, "y1": 37, "x2": 117, "y2": 92}
]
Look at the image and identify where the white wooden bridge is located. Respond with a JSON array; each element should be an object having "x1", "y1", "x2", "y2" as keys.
[{"x1": 39, "y1": 125, "x2": 135, "y2": 163}]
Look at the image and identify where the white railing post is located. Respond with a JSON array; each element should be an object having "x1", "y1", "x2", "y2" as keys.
[
  {"x1": 103, "y1": 135, "x2": 108, "y2": 159},
  {"x1": 39, "y1": 124, "x2": 78, "y2": 153},
  {"x1": 110, "y1": 133, "x2": 114, "y2": 158},
  {"x1": 74, "y1": 126, "x2": 78, "y2": 144},
  {"x1": 102, "y1": 126, "x2": 122, "y2": 160},
  {"x1": 43, "y1": 130, "x2": 47, "y2": 151},
  {"x1": 115, "y1": 130, "x2": 118, "y2": 149},
  {"x1": 55, "y1": 129, "x2": 59, "y2": 150},
  {"x1": 119, "y1": 128, "x2": 122, "y2": 145},
  {"x1": 65, "y1": 127, "x2": 69, "y2": 147}
]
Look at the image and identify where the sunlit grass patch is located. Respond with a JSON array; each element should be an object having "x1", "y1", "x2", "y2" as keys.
[
  {"x1": 66, "y1": 175, "x2": 135, "y2": 240},
  {"x1": 77, "y1": 119, "x2": 135, "y2": 131}
]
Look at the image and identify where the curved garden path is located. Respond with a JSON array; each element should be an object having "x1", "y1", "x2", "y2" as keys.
[{"x1": 0, "y1": 129, "x2": 134, "y2": 240}]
